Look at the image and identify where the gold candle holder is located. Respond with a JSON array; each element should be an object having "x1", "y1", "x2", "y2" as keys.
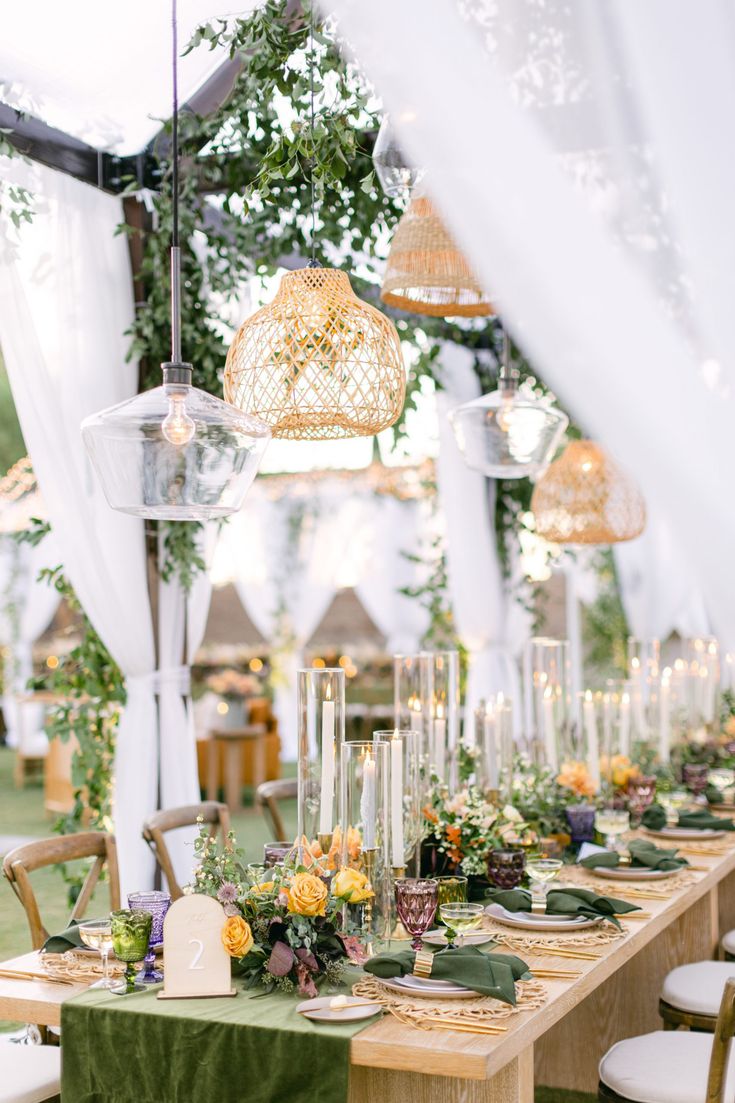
[
  {"x1": 362, "y1": 848, "x2": 378, "y2": 956},
  {"x1": 391, "y1": 865, "x2": 409, "y2": 940}
]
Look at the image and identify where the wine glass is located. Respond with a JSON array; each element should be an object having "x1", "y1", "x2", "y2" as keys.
[
  {"x1": 594, "y1": 808, "x2": 630, "y2": 851},
  {"x1": 394, "y1": 878, "x2": 438, "y2": 952},
  {"x1": 526, "y1": 857, "x2": 563, "y2": 900},
  {"x1": 439, "y1": 902, "x2": 484, "y2": 949},
  {"x1": 127, "y1": 891, "x2": 171, "y2": 984},
  {"x1": 110, "y1": 909, "x2": 153, "y2": 995},
  {"x1": 658, "y1": 788, "x2": 689, "y2": 827},
  {"x1": 708, "y1": 769, "x2": 735, "y2": 805},
  {"x1": 78, "y1": 920, "x2": 114, "y2": 989}
]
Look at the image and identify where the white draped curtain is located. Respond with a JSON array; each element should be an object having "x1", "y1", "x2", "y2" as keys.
[
  {"x1": 435, "y1": 342, "x2": 531, "y2": 732},
  {"x1": 327, "y1": 0, "x2": 735, "y2": 656}
]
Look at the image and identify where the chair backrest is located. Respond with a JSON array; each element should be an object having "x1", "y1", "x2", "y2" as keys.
[
  {"x1": 142, "y1": 802, "x2": 231, "y2": 900},
  {"x1": 255, "y1": 778, "x2": 297, "y2": 842},
  {"x1": 2, "y1": 831, "x2": 121, "y2": 950},
  {"x1": 707, "y1": 976, "x2": 735, "y2": 1101}
]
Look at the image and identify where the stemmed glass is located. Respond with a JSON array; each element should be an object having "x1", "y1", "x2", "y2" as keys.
[
  {"x1": 78, "y1": 920, "x2": 114, "y2": 989},
  {"x1": 394, "y1": 878, "x2": 438, "y2": 952},
  {"x1": 708, "y1": 769, "x2": 735, "y2": 805},
  {"x1": 110, "y1": 910, "x2": 153, "y2": 995},
  {"x1": 526, "y1": 857, "x2": 563, "y2": 905},
  {"x1": 658, "y1": 788, "x2": 689, "y2": 827},
  {"x1": 127, "y1": 891, "x2": 171, "y2": 984},
  {"x1": 439, "y1": 902, "x2": 484, "y2": 949},
  {"x1": 594, "y1": 808, "x2": 630, "y2": 851},
  {"x1": 627, "y1": 775, "x2": 657, "y2": 826}
]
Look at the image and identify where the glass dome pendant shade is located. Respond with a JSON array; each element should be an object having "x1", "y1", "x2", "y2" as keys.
[
  {"x1": 448, "y1": 331, "x2": 568, "y2": 479},
  {"x1": 372, "y1": 113, "x2": 425, "y2": 200},
  {"x1": 81, "y1": 3, "x2": 270, "y2": 521}
]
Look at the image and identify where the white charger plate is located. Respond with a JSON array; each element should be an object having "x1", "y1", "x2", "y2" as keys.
[
  {"x1": 643, "y1": 827, "x2": 726, "y2": 841},
  {"x1": 422, "y1": 929, "x2": 494, "y2": 948},
  {"x1": 379, "y1": 975, "x2": 476, "y2": 1000},
  {"x1": 485, "y1": 903, "x2": 602, "y2": 932},
  {"x1": 296, "y1": 995, "x2": 382, "y2": 1023},
  {"x1": 587, "y1": 865, "x2": 683, "y2": 882}
]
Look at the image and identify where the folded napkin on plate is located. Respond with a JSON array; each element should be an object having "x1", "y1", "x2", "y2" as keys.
[
  {"x1": 641, "y1": 805, "x2": 735, "y2": 832},
  {"x1": 485, "y1": 886, "x2": 640, "y2": 929},
  {"x1": 364, "y1": 946, "x2": 531, "y2": 1004},
  {"x1": 580, "y1": 838, "x2": 688, "y2": 871},
  {"x1": 42, "y1": 918, "x2": 89, "y2": 953}
]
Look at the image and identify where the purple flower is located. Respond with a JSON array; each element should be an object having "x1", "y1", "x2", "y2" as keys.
[{"x1": 217, "y1": 881, "x2": 238, "y2": 904}]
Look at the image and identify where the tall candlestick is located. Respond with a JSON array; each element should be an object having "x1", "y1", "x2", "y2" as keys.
[
  {"x1": 630, "y1": 657, "x2": 646, "y2": 737},
  {"x1": 583, "y1": 690, "x2": 600, "y2": 791},
  {"x1": 433, "y1": 702, "x2": 446, "y2": 780},
  {"x1": 619, "y1": 691, "x2": 631, "y2": 757},
  {"x1": 543, "y1": 687, "x2": 557, "y2": 773},
  {"x1": 484, "y1": 705, "x2": 499, "y2": 789},
  {"x1": 390, "y1": 735, "x2": 404, "y2": 867},
  {"x1": 318, "y1": 693, "x2": 335, "y2": 836},
  {"x1": 362, "y1": 751, "x2": 377, "y2": 849},
  {"x1": 659, "y1": 669, "x2": 671, "y2": 763}
]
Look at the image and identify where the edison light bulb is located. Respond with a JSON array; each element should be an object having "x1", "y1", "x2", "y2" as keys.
[
  {"x1": 162, "y1": 392, "x2": 195, "y2": 446},
  {"x1": 496, "y1": 395, "x2": 515, "y2": 433}
]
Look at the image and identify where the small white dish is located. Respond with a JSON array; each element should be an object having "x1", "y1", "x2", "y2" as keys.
[
  {"x1": 485, "y1": 903, "x2": 602, "y2": 932},
  {"x1": 644, "y1": 827, "x2": 726, "y2": 841},
  {"x1": 296, "y1": 995, "x2": 382, "y2": 1022},
  {"x1": 379, "y1": 975, "x2": 476, "y2": 1000},
  {"x1": 422, "y1": 929, "x2": 494, "y2": 948},
  {"x1": 587, "y1": 865, "x2": 683, "y2": 882}
]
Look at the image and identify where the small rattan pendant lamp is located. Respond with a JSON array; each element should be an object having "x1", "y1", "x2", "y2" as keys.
[
  {"x1": 224, "y1": 13, "x2": 405, "y2": 441},
  {"x1": 380, "y1": 195, "x2": 492, "y2": 318},
  {"x1": 531, "y1": 440, "x2": 646, "y2": 544}
]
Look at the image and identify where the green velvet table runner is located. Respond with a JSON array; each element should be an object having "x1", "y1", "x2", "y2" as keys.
[{"x1": 60, "y1": 969, "x2": 368, "y2": 1103}]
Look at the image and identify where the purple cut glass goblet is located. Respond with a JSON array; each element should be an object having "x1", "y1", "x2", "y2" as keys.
[
  {"x1": 264, "y1": 841, "x2": 292, "y2": 867},
  {"x1": 487, "y1": 848, "x2": 526, "y2": 889},
  {"x1": 394, "y1": 878, "x2": 438, "y2": 951},
  {"x1": 626, "y1": 774, "x2": 657, "y2": 826},
  {"x1": 566, "y1": 803, "x2": 596, "y2": 845},
  {"x1": 127, "y1": 890, "x2": 171, "y2": 984},
  {"x1": 682, "y1": 763, "x2": 709, "y2": 802}
]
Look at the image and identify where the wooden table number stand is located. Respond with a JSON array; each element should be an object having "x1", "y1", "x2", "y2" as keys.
[{"x1": 158, "y1": 894, "x2": 236, "y2": 1000}]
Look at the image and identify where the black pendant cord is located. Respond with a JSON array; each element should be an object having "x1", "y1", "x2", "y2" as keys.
[
  {"x1": 165, "y1": 0, "x2": 190, "y2": 382},
  {"x1": 308, "y1": 2, "x2": 318, "y2": 268}
]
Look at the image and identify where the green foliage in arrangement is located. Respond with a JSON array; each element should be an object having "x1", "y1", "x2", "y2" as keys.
[{"x1": 582, "y1": 550, "x2": 630, "y2": 683}]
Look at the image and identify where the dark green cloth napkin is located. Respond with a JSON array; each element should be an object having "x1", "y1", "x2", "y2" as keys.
[
  {"x1": 580, "y1": 839, "x2": 688, "y2": 871},
  {"x1": 42, "y1": 918, "x2": 89, "y2": 953},
  {"x1": 642, "y1": 805, "x2": 735, "y2": 832},
  {"x1": 61, "y1": 967, "x2": 368, "y2": 1103},
  {"x1": 485, "y1": 886, "x2": 640, "y2": 929},
  {"x1": 364, "y1": 945, "x2": 531, "y2": 1004}
]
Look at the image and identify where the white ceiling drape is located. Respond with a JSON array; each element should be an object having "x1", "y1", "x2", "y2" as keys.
[{"x1": 327, "y1": 0, "x2": 735, "y2": 652}]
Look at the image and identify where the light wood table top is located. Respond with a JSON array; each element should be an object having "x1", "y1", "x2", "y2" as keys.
[{"x1": 2, "y1": 833, "x2": 735, "y2": 1084}]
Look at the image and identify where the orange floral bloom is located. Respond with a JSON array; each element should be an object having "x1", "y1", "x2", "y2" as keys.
[
  {"x1": 599, "y1": 754, "x2": 640, "y2": 789},
  {"x1": 557, "y1": 760, "x2": 597, "y2": 798},
  {"x1": 446, "y1": 824, "x2": 462, "y2": 848}
]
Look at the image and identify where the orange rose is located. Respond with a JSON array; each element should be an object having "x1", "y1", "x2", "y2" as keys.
[
  {"x1": 285, "y1": 872, "x2": 328, "y2": 917},
  {"x1": 221, "y1": 915, "x2": 254, "y2": 958}
]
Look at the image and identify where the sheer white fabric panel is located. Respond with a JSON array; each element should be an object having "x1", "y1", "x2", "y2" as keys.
[
  {"x1": 0, "y1": 159, "x2": 156, "y2": 892},
  {"x1": 327, "y1": 0, "x2": 735, "y2": 652}
]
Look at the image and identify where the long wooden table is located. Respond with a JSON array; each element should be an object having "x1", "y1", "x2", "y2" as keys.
[{"x1": 4, "y1": 837, "x2": 735, "y2": 1102}]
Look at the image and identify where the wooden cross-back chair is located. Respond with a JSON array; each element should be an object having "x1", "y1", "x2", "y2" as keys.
[
  {"x1": 142, "y1": 801, "x2": 231, "y2": 900},
  {"x1": 2, "y1": 832, "x2": 121, "y2": 951},
  {"x1": 255, "y1": 779, "x2": 297, "y2": 843},
  {"x1": 598, "y1": 976, "x2": 735, "y2": 1102}
]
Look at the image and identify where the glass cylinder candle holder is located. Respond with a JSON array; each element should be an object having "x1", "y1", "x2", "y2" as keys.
[
  {"x1": 523, "y1": 637, "x2": 570, "y2": 772},
  {"x1": 684, "y1": 637, "x2": 721, "y2": 736},
  {"x1": 474, "y1": 693, "x2": 514, "y2": 802},
  {"x1": 627, "y1": 637, "x2": 661, "y2": 743},
  {"x1": 339, "y1": 740, "x2": 390, "y2": 951},
  {"x1": 297, "y1": 668, "x2": 345, "y2": 862},
  {"x1": 575, "y1": 690, "x2": 602, "y2": 795},
  {"x1": 372, "y1": 730, "x2": 422, "y2": 874},
  {"x1": 427, "y1": 650, "x2": 460, "y2": 787}
]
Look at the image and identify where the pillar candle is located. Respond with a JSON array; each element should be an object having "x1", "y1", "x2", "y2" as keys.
[
  {"x1": 362, "y1": 752, "x2": 377, "y2": 849},
  {"x1": 318, "y1": 695, "x2": 336, "y2": 836},
  {"x1": 583, "y1": 690, "x2": 600, "y2": 791},
  {"x1": 390, "y1": 735, "x2": 404, "y2": 866},
  {"x1": 543, "y1": 687, "x2": 558, "y2": 773},
  {"x1": 619, "y1": 692, "x2": 631, "y2": 757},
  {"x1": 659, "y1": 670, "x2": 671, "y2": 763}
]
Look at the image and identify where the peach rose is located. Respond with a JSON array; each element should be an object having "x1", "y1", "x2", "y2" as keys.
[
  {"x1": 222, "y1": 915, "x2": 254, "y2": 958},
  {"x1": 285, "y1": 872, "x2": 328, "y2": 917}
]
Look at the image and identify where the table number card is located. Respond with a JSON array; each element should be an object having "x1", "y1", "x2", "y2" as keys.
[{"x1": 158, "y1": 894, "x2": 236, "y2": 1000}]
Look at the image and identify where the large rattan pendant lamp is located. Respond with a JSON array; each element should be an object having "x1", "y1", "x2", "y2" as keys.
[
  {"x1": 531, "y1": 440, "x2": 646, "y2": 544},
  {"x1": 82, "y1": 0, "x2": 270, "y2": 519},
  {"x1": 380, "y1": 194, "x2": 492, "y2": 318},
  {"x1": 223, "y1": 13, "x2": 405, "y2": 441}
]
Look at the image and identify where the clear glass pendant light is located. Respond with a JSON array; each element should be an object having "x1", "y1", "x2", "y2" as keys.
[
  {"x1": 81, "y1": 1, "x2": 270, "y2": 520},
  {"x1": 372, "y1": 114, "x2": 425, "y2": 199},
  {"x1": 448, "y1": 328, "x2": 568, "y2": 479}
]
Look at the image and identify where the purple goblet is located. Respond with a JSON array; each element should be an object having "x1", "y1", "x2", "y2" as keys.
[
  {"x1": 683, "y1": 763, "x2": 709, "y2": 802},
  {"x1": 394, "y1": 878, "x2": 438, "y2": 951},
  {"x1": 566, "y1": 804, "x2": 596, "y2": 845},
  {"x1": 487, "y1": 848, "x2": 526, "y2": 889},
  {"x1": 127, "y1": 890, "x2": 171, "y2": 984},
  {"x1": 626, "y1": 774, "x2": 657, "y2": 826}
]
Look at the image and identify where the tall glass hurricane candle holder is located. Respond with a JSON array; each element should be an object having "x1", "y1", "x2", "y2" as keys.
[
  {"x1": 393, "y1": 653, "x2": 431, "y2": 766},
  {"x1": 427, "y1": 650, "x2": 460, "y2": 787},
  {"x1": 372, "y1": 731, "x2": 422, "y2": 876},
  {"x1": 474, "y1": 693, "x2": 514, "y2": 803},
  {"x1": 685, "y1": 637, "x2": 721, "y2": 737},
  {"x1": 578, "y1": 690, "x2": 602, "y2": 796},
  {"x1": 627, "y1": 637, "x2": 661, "y2": 744},
  {"x1": 339, "y1": 740, "x2": 390, "y2": 952},
  {"x1": 602, "y1": 680, "x2": 635, "y2": 761},
  {"x1": 297, "y1": 668, "x2": 345, "y2": 863},
  {"x1": 523, "y1": 638, "x2": 570, "y2": 773}
]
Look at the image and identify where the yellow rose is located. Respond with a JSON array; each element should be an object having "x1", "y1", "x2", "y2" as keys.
[
  {"x1": 333, "y1": 867, "x2": 374, "y2": 903},
  {"x1": 222, "y1": 915, "x2": 254, "y2": 958},
  {"x1": 285, "y1": 872, "x2": 328, "y2": 917},
  {"x1": 249, "y1": 881, "x2": 275, "y2": 894}
]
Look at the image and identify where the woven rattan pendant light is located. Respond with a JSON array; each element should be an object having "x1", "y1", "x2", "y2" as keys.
[
  {"x1": 223, "y1": 11, "x2": 405, "y2": 441},
  {"x1": 381, "y1": 195, "x2": 492, "y2": 318},
  {"x1": 531, "y1": 440, "x2": 646, "y2": 544}
]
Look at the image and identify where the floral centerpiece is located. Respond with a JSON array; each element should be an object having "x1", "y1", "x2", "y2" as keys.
[
  {"x1": 423, "y1": 784, "x2": 533, "y2": 877},
  {"x1": 510, "y1": 758, "x2": 571, "y2": 839},
  {"x1": 191, "y1": 823, "x2": 370, "y2": 996},
  {"x1": 205, "y1": 669, "x2": 259, "y2": 700}
]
